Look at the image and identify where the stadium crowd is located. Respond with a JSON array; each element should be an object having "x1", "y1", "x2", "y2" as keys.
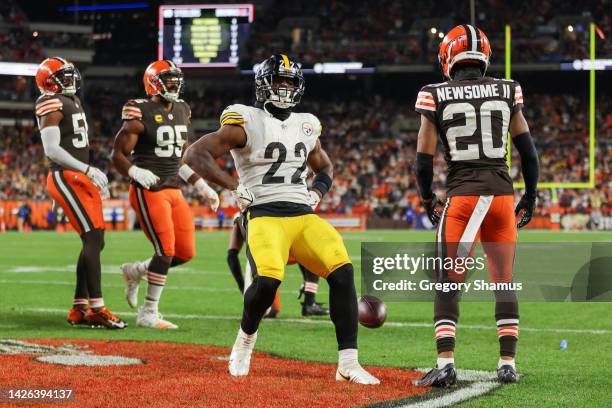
[{"x1": 0, "y1": 86, "x2": 609, "y2": 227}]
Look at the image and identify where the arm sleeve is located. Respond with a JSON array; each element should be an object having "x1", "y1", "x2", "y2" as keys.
[
  {"x1": 415, "y1": 152, "x2": 434, "y2": 200},
  {"x1": 512, "y1": 131, "x2": 539, "y2": 197},
  {"x1": 121, "y1": 100, "x2": 143, "y2": 121},
  {"x1": 414, "y1": 86, "x2": 437, "y2": 124},
  {"x1": 40, "y1": 126, "x2": 89, "y2": 173}
]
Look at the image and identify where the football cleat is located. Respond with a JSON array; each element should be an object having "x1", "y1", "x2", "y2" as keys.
[
  {"x1": 414, "y1": 363, "x2": 457, "y2": 387},
  {"x1": 263, "y1": 306, "x2": 279, "y2": 319},
  {"x1": 301, "y1": 302, "x2": 330, "y2": 316},
  {"x1": 228, "y1": 330, "x2": 257, "y2": 377},
  {"x1": 66, "y1": 306, "x2": 91, "y2": 326},
  {"x1": 84, "y1": 307, "x2": 127, "y2": 329},
  {"x1": 122, "y1": 262, "x2": 144, "y2": 308},
  {"x1": 336, "y1": 363, "x2": 380, "y2": 385},
  {"x1": 136, "y1": 307, "x2": 178, "y2": 329},
  {"x1": 497, "y1": 364, "x2": 519, "y2": 383}
]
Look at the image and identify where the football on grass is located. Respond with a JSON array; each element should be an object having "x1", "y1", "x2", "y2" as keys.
[{"x1": 358, "y1": 295, "x2": 387, "y2": 328}]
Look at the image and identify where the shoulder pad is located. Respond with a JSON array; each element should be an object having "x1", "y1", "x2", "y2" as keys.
[{"x1": 122, "y1": 100, "x2": 143, "y2": 120}]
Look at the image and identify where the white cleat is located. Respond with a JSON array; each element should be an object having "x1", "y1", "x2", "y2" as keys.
[
  {"x1": 228, "y1": 329, "x2": 257, "y2": 377},
  {"x1": 121, "y1": 262, "x2": 144, "y2": 308},
  {"x1": 336, "y1": 363, "x2": 380, "y2": 385},
  {"x1": 136, "y1": 307, "x2": 178, "y2": 329}
]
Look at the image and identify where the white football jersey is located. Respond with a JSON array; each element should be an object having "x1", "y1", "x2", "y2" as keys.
[{"x1": 221, "y1": 104, "x2": 322, "y2": 206}]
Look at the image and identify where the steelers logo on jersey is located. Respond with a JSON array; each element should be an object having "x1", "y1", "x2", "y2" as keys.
[{"x1": 302, "y1": 122, "x2": 313, "y2": 136}]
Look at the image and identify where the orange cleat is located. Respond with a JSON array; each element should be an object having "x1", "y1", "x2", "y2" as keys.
[
  {"x1": 84, "y1": 307, "x2": 127, "y2": 329},
  {"x1": 67, "y1": 306, "x2": 92, "y2": 326}
]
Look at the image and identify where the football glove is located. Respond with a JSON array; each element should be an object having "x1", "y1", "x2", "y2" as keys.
[
  {"x1": 515, "y1": 193, "x2": 536, "y2": 229},
  {"x1": 99, "y1": 185, "x2": 110, "y2": 200},
  {"x1": 194, "y1": 179, "x2": 219, "y2": 212},
  {"x1": 422, "y1": 194, "x2": 442, "y2": 226},
  {"x1": 231, "y1": 184, "x2": 254, "y2": 210},
  {"x1": 128, "y1": 165, "x2": 160, "y2": 190},
  {"x1": 307, "y1": 190, "x2": 321, "y2": 210},
  {"x1": 86, "y1": 166, "x2": 108, "y2": 190}
]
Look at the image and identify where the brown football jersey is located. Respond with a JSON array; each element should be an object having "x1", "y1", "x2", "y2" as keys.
[
  {"x1": 415, "y1": 77, "x2": 524, "y2": 196},
  {"x1": 121, "y1": 98, "x2": 192, "y2": 190},
  {"x1": 35, "y1": 94, "x2": 90, "y2": 171}
]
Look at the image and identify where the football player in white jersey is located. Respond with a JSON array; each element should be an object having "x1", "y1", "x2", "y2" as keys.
[{"x1": 184, "y1": 54, "x2": 379, "y2": 384}]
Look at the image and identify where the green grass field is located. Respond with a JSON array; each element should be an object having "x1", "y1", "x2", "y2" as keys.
[{"x1": 1, "y1": 230, "x2": 611, "y2": 407}]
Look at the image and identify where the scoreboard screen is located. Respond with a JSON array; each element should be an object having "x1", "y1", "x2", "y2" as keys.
[{"x1": 158, "y1": 4, "x2": 254, "y2": 68}]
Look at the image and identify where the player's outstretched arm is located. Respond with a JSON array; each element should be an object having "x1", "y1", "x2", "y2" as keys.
[
  {"x1": 416, "y1": 114, "x2": 442, "y2": 225},
  {"x1": 183, "y1": 125, "x2": 247, "y2": 191},
  {"x1": 510, "y1": 110, "x2": 539, "y2": 228}
]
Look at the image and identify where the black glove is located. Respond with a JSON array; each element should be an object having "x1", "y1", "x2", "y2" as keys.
[
  {"x1": 422, "y1": 194, "x2": 442, "y2": 226},
  {"x1": 515, "y1": 194, "x2": 536, "y2": 229}
]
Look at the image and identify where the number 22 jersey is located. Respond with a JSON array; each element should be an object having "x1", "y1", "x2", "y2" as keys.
[
  {"x1": 415, "y1": 77, "x2": 524, "y2": 196},
  {"x1": 221, "y1": 104, "x2": 322, "y2": 207},
  {"x1": 35, "y1": 94, "x2": 90, "y2": 171},
  {"x1": 122, "y1": 98, "x2": 191, "y2": 190}
]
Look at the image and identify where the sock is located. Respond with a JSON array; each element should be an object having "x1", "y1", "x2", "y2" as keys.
[
  {"x1": 300, "y1": 264, "x2": 319, "y2": 306},
  {"x1": 434, "y1": 288, "x2": 460, "y2": 354},
  {"x1": 235, "y1": 327, "x2": 257, "y2": 347},
  {"x1": 74, "y1": 251, "x2": 89, "y2": 300},
  {"x1": 227, "y1": 249, "x2": 245, "y2": 292},
  {"x1": 80, "y1": 229, "x2": 105, "y2": 299},
  {"x1": 303, "y1": 282, "x2": 318, "y2": 306},
  {"x1": 143, "y1": 271, "x2": 167, "y2": 311},
  {"x1": 495, "y1": 290, "x2": 519, "y2": 358},
  {"x1": 89, "y1": 297, "x2": 104, "y2": 309},
  {"x1": 498, "y1": 358, "x2": 515, "y2": 369},
  {"x1": 338, "y1": 348, "x2": 358, "y2": 368},
  {"x1": 327, "y1": 264, "x2": 358, "y2": 350},
  {"x1": 437, "y1": 356, "x2": 455, "y2": 369},
  {"x1": 73, "y1": 297, "x2": 88, "y2": 308},
  {"x1": 240, "y1": 276, "x2": 281, "y2": 334}
]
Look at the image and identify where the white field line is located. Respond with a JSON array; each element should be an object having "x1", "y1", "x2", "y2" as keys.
[
  {"x1": 13, "y1": 307, "x2": 612, "y2": 335},
  {"x1": 0, "y1": 279, "x2": 318, "y2": 295}
]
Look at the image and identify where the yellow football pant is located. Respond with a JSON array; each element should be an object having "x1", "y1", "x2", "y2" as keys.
[{"x1": 246, "y1": 213, "x2": 351, "y2": 281}]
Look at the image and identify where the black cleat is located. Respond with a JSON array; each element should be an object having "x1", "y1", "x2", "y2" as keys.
[
  {"x1": 497, "y1": 364, "x2": 519, "y2": 383},
  {"x1": 414, "y1": 363, "x2": 457, "y2": 387},
  {"x1": 301, "y1": 302, "x2": 330, "y2": 316}
]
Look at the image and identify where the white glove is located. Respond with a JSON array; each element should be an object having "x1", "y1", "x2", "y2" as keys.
[
  {"x1": 86, "y1": 166, "x2": 108, "y2": 189},
  {"x1": 231, "y1": 184, "x2": 255, "y2": 210},
  {"x1": 195, "y1": 179, "x2": 219, "y2": 212},
  {"x1": 99, "y1": 185, "x2": 110, "y2": 200},
  {"x1": 128, "y1": 165, "x2": 160, "y2": 190},
  {"x1": 308, "y1": 190, "x2": 321, "y2": 210}
]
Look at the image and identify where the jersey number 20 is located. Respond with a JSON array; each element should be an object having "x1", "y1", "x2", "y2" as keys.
[
  {"x1": 263, "y1": 142, "x2": 308, "y2": 184},
  {"x1": 443, "y1": 101, "x2": 510, "y2": 161}
]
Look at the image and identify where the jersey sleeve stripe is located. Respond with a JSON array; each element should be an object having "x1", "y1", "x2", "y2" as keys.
[
  {"x1": 221, "y1": 117, "x2": 245, "y2": 126},
  {"x1": 416, "y1": 98, "x2": 436, "y2": 106},
  {"x1": 415, "y1": 103, "x2": 436, "y2": 111},
  {"x1": 418, "y1": 92, "x2": 434, "y2": 100},
  {"x1": 36, "y1": 103, "x2": 63, "y2": 116},
  {"x1": 36, "y1": 98, "x2": 63, "y2": 110},
  {"x1": 221, "y1": 111, "x2": 243, "y2": 120},
  {"x1": 121, "y1": 106, "x2": 142, "y2": 119}
]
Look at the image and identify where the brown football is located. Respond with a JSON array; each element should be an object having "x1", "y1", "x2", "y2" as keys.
[{"x1": 357, "y1": 295, "x2": 387, "y2": 328}]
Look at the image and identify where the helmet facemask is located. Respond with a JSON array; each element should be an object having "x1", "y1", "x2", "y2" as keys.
[
  {"x1": 255, "y1": 57, "x2": 305, "y2": 109},
  {"x1": 151, "y1": 69, "x2": 184, "y2": 102},
  {"x1": 50, "y1": 64, "x2": 81, "y2": 95}
]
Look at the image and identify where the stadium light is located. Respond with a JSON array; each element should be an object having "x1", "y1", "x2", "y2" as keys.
[
  {"x1": 32, "y1": 31, "x2": 38, "y2": 37},
  {"x1": 567, "y1": 25, "x2": 574, "y2": 32},
  {"x1": 430, "y1": 27, "x2": 437, "y2": 34},
  {"x1": 438, "y1": 32, "x2": 444, "y2": 39}
]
